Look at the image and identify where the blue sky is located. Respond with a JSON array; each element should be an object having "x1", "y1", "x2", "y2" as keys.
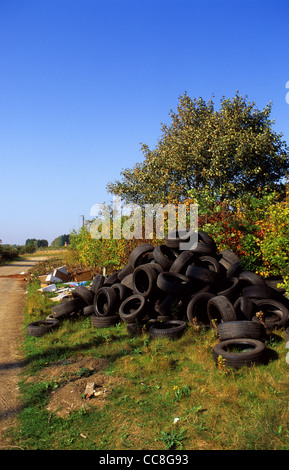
[{"x1": 0, "y1": 0, "x2": 288, "y2": 245}]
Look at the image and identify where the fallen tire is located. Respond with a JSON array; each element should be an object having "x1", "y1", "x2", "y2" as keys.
[
  {"x1": 83, "y1": 305, "x2": 95, "y2": 316},
  {"x1": 207, "y1": 295, "x2": 237, "y2": 325},
  {"x1": 72, "y1": 285, "x2": 95, "y2": 305},
  {"x1": 51, "y1": 298, "x2": 84, "y2": 319},
  {"x1": 252, "y1": 299, "x2": 289, "y2": 329},
  {"x1": 27, "y1": 319, "x2": 59, "y2": 337},
  {"x1": 119, "y1": 294, "x2": 148, "y2": 323},
  {"x1": 213, "y1": 338, "x2": 266, "y2": 368},
  {"x1": 90, "y1": 315, "x2": 119, "y2": 328},
  {"x1": 164, "y1": 229, "x2": 197, "y2": 250},
  {"x1": 149, "y1": 320, "x2": 187, "y2": 340},
  {"x1": 217, "y1": 320, "x2": 265, "y2": 341}
]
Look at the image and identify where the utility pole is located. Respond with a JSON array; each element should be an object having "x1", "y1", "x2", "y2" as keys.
[{"x1": 80, "y1": 215, "x2": 85, "y2": 227}]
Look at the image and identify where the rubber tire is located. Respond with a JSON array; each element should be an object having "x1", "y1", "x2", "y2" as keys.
[
  {"x1": 72, "y1": 285, "x2": 95, "y2": 305},
  {"x1": 27, "y1": 319, "x2": 59, "y2": 337},
  {"x1": 185, "y1": 264, "x2": 220, "y2": 285},
  {"x1": 197, "y1": 255, "x2": 222, "y2": 274},
  {"x1": 117, "y1": 263, "x2": 134, "y2": 281},
  {"x1": 238, "y1": 271, "x2": 267, "y2": 288},
  {"x1": 213, "y1": 338, "x2": 266, "y2": 368},
  {"x1": 83, "y1": 304, "x2": 95, "y2": 316},
  {"x1": 51, "y1": 298, "x2": 85, "y2": 319},
  {"x1": 217, "y1": 320, "x2": 265, "y2": 341},
  {"x1": 233, "y1": 296, "x2": 255, "y2": 321},
  {"x1": 132, "y1": 264, "x2": 160, "y2": 297},
  {"x1": 129, "y1": 243, "x2": 155, "y2": 268},
  {"x1": 207, "y1": 295, "x2": 237, "y2": 325},
  {"x1": 187, "y1": 292, "x2": 215, "y2": 327},
  {"x1": 91, "y1": 274, "x2": 104, "y2": 294},
  {"x1": 90, "y1": 314, "x2": 119, "y2": 328},
  {"x1": 149, "y1": 320, "x2": 187, "y2": 340},
  {"x1": 119, "y1": 294, "x2": 147, "y2": 323},
  {"x1": 219, "y1": 249, "x2": 240, "y2": 266},
  {"x1": 157, "y1": 272, "x2": 192, "y2": 296},
  {"x1": 94, "y1": 286, "x2": 118, "y2": 316},
  {"x1": 152, "y1": 245, "x2": 177, "y2": 271},
  {"x1": 169, "y1": 250, "x2": 195, "y2": 274},
  {"x1": 252, "y1": 299, "x2": 289, "y2": 329},
  {"x1": 242, "y1": 285, "x2": 276, "y2": 300}
]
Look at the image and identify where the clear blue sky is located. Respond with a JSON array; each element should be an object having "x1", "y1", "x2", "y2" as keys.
[{"x1": 0, "y1": 0, "x2": 288, "y2": 245}]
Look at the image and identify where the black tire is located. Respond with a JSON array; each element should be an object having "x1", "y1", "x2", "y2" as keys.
[
  {"x1": 117, "y1": 263, "x2": 134, "y2": 281},
  {"x1": 219, "y1": 249, "x2": 240, "y2": 266},
  {"x1": 120, "y1": 273, "x2": 135, "y2": 290},
  {"x1": 72, "y1": 285, "x2": 95, "y2": 305},
  {"x1": 157, "y1": 272, "x2": 192, "y2": 296},
  {"x1": 129, "y1": 243, "x2": 155, "y2": 268},
  {"x1": 133, "y1": 264, "x2": 160, "y2": 298},
  {"x1": 152, "y1": 245, "x2": 177, "y2": 271},
  {"x1": 169, "y1": 250, "x2": 195, "y2": 274},
  {"x1": 27, "y1": 319, "x2": 59, "y2": 337},
  {"x1": 252, "y1": 299, "x2": 289, "y2": 329},
  {"x1": 119, "y1": 294, "x2": 148, "y2": 323},
  {"x1": 233, "y1": 296, "x2": 255, "y2": 321},
  {"x1": 104, "y1": 272, "x2": 119, "y2": 286},
  {"x1": 51, "y1": 298, "x2": 84, "y2": 319},
  {"x1": 197, "y1": 230, "x2": 217, "y2": 253},
  {"x1": 90, "y1": 274, "x2": 104, "y2": 294},
  {"x1": 90, "y1": 314, "x2": 119, "y2": 328},
  {"x1": 94, "y1": 286, "x2": 118, "y2": 316},
  {"x1": 149, "y1": 320, "x2": 187, "y2": 340},
  {"x1": 238, "y1": 271, "x2": 267, "y2": 288},
  {"x1": 185, "y1": 264, "x2": 220, "y2": 285},
  {"x1": 111, "y1": 283, "x2": 132, "y2": 303},
  {"x1": 242, "y1": 285, "x2": 276, "y2": 300},
  {"x1": 197, "y1": 255, "x2": 222, "y2": 274},
  {"x1": 186, "y1": 292, "x2": 215, "y2": 327},
  {"x1": 213, "y1": 338, "x2": 266, "y2": 368},
  {"x1": 83, "y1": 304, "x2": 95, "y2": 316},
  {"x1": 216, "y1": 277, "x2": 240, "y2": 302},
  {"x1": 217, "y1": 320, "x2": 265, "y2": 341},
  {"x1": 207, "y1": 295, "x2": 237, "y2": 325}
]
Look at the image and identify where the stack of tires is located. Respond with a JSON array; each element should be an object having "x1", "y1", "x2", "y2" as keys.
[{"x1": 27, "y1": 228, "x2": 289, "y2": 369}]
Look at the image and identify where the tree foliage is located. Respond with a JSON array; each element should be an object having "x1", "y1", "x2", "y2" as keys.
[{"x1": 107, "y1": 92, "x2": 289, "y2": 205}]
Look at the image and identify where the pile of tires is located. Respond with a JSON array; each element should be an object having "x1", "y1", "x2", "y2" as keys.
[{"x1": 26, "y1": 229, "x2": 289, "y2": 369}]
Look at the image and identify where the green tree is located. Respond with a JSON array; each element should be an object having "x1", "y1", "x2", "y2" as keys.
[{"x1": 107, "y1": 92, "x2": 289, "y2": 205}]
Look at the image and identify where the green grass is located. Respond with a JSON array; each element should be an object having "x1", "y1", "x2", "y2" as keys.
[{"x1": 4, "y1": 281, "x2": 289, "y2": 450}]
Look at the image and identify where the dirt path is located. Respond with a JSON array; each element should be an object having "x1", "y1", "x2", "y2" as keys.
[{"x1": 0, "y1": 257, "x2": 47, "y2": 447}]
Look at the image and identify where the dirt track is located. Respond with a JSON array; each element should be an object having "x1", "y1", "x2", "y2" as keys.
[{"x1": 0, "y1": 257, "x2": 46, "y2": 447}]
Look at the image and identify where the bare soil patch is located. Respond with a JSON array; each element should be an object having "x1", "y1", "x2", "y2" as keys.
[{"x1": 25, "y1": 356, "x2": 124, "y2": 418}]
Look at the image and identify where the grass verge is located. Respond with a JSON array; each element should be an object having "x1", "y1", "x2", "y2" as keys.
[{"x1": 4, "y1": 280, "x2": 289, "y2": 450}]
